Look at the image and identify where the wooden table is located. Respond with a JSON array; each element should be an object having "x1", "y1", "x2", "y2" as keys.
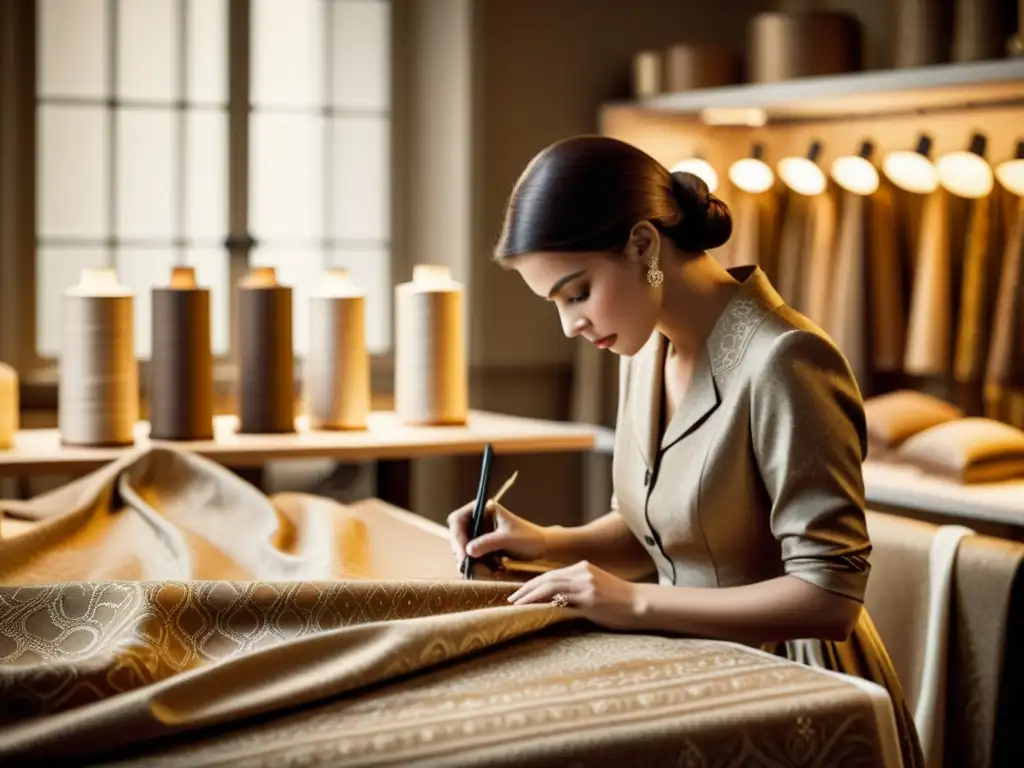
[{"x1": 0, "y1": 410, "x2": 597, "y2": 508}]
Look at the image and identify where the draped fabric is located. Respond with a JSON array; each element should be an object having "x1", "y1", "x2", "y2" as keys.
[
  {"x1": 0, "y1": 448, "x2": 907, "y2": 766},
  {"x1": 827, "y1": 190, "x2": 869, "y2": 391},
  {"x1": 905, "y1": 190, "x2": 954, "y2": 377},
  {"x1": 869, "y1": 182, "x2": 907, "y2": 374},
  {"x1": 985, "y1": 196, "x2": 1024, "y2": 429}
]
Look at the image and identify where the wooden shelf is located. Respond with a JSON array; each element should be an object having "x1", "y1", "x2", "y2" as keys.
[{"x1": 608, "y1": 59, "x2": 1024, "y2": 123}]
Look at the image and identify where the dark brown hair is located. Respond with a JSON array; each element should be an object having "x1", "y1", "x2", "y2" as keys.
[{"x1": 494, "y1": 135, "x2": 732, "y2": 260}]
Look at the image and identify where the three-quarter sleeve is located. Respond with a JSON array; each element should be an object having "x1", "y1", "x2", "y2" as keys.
[{"x1": 749, "y1": 328, "x2": 872, "y2": 602}]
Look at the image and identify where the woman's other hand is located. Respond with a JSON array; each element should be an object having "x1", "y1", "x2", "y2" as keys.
[
  {"x1": 506, "y1": 560, "x2": 644, "y2": 630},
  {"x1": 446, "y1": 500, "x2": 548, "y2": 570}
]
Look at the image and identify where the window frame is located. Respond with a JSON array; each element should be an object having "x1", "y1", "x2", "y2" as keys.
[{"x1": 0, "y1": 0, "x2": 400, "y2": 411}]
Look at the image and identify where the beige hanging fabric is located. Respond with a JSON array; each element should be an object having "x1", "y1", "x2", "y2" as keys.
[
  {"x1": 954, "y1": 195, "x2": 998, "y2": 387},
  {"x1": 984, "y1": 197, "x2": 1024, "y2": 428},
  {"x1": 802, "y1": 191, "x2": 839, "y2": 329},
  {"x1": 904, "y1": 190, "x2": 953, "y2": 377},
  {"x1": 869, "y1": 182, "x2": 907, "y2": 374},
  {"x1": 826, "y1": 190, "x2": 869, "y2": 390},
  {"x1": 775, "y1": 192, "x2": 811, "y2": 309}
]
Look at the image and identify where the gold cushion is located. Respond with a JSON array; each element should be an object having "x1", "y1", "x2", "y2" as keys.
[
  {"x1": 895, "y1": 417, "x2": 1024, "y2": 483},
  {"x1": 863, "y1": 390, "x2": 963, "y2": 454}
]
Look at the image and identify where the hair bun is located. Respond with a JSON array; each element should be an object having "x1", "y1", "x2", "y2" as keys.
[{"x1": 669, "y1": 170, "x2": 733, "y2": 251}]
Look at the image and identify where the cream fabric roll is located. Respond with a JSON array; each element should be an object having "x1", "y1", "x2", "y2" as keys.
[
  {"x1": 869, "y1": 182, "x2": 906, "y2": 373},
  {"x1": 0, "y1": 362, "x2": 17, "y2": 450},
  {"x1": 306, "y1": 272, "x2": 370, "y2": 431},
  {"x1": 904, "y1": 190, "x2": 953, "y2": 377},
  {"x1": 802, "y1": 191, "x2": 838, "y2": 328},
  {"x1": 394, "y1": 266, "x2": 468, "y2": 426},
  {"x1": 827, "y1": 190, "x2": 868, "y2": 389},
  {"x1": 58, "y1": 269, "x2": 138, "y2": 447}
]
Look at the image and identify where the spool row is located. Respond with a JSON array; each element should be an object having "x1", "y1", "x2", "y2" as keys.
[{"x1": 48, "y1": 263, "x2": 467, "y2": 448}]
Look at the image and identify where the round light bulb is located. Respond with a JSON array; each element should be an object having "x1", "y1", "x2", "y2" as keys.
[
  {"x1": 831, "y1": 156, "x2": 880, "y2": 195},
  {"x1": 670, "y1": 158, "x2": 719, "y2": 193},
  {"x1": 882, "y1": 151, "x2": 938, "y2": 194},
  {"x1": 728, "y1": 157, "x2": 775, "y2": 193},
  {"x1": 996, "y1": 159, "x2": 1024, "y2": 196},
  {"x1": 936, "y1": 151, "x2": 994, "y2": 198},
  {"x1": 778, "y1": 157, "x2": 826, "y2": 196}
]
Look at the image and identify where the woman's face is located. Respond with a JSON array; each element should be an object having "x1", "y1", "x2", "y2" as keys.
[{"x1": 511, "y1": 248, "x2": 660, "y2": 357}]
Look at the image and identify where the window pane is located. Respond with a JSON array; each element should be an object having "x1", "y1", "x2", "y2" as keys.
[
  {"x1": 251, "y1": 0, "x2": 324, "y2": 108},
  {"x1": 116, "y1": 247, "x2": 177, "y2": 360},
  {"x1": 332, "y1": 0, "x2": 390, "y2": 111},
  {"x1": 38, "y1": 0, "x2": 108, "y2": 98},
  {"x1": 184, "y1": 111, "x2": 228, "y2": 241},
  {"x1": 187, "y1": 0, "x2": 228, "y2": 105},
  {"x1": 330, "y1": 247, "x2": 391, "y2": 353},
  {"x1": 250, "y1": 113, "x2": 324, "y2": 242},
  {"x1": 117, "y1": 0, "x2": 179, "y2": 102},
  {"x1": 249, "y1": 247, "x2": 326, "y2": 356},
  {"x1": 185, "y1": 248, "x2": 231, "y2": 355},
  {"x1": 116, "y1": 109, "x2": 176, "y2": 240},
  {"x1": 331, "y1": 115, "x2": 389, "y2": 241},
  {"x1": 38, "y1": 105, "x2": 109, "y2": 238},
  {"x1": 36, "y1": 246, "x2": 112, "y2": 358}
]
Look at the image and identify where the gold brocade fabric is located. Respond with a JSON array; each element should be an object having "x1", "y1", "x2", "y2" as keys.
[{"x1": 0, "y1": 449, "x2": 904, "y2": 766}]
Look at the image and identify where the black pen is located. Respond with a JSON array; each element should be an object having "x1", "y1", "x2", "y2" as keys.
[{"x1": 462, "y1": 442, "x2": 494, "y2": 579}]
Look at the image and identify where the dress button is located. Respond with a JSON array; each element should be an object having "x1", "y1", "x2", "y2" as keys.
[
  {"x1": 643, "y1": 469, "x2": 650, "y2": 486},
  {"x1": 644, "y1": 535, "x2": 656, "y2": 546}
]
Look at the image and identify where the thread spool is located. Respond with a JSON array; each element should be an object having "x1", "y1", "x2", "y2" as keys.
[
  {"x1": 0, "y1": 362, "x2": 17, "y2": 450},
  {"x1": 306, "y1": 268, "x2": 370, "y2": 430},
  {"x1": 394, "y1": 265, "x2": 468, "y2": 426},
  {"x1": 237, "y1": 266, "x2": 295, "y2": 434},
  {"x1": 149, "y1": 266, "x2": 214, "y2": 440},
  {"x1": 58, "y1": 268, "x2": 138, "y2": 446}
]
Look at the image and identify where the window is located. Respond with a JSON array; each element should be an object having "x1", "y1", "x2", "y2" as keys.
[{"x1": 34, "y1": 0, "x2": 391, "y2": 363}]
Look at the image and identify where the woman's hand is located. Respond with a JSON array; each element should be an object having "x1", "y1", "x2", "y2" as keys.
[
  {"x1": 447, "y1": 500, "x2": 548, "y2": 571},
  {"x1": 506, "y1": 560, "x2": 644, "y2": 631}
]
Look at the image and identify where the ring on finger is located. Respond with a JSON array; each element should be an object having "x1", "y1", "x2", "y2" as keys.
[{"x1": 551, "y1": 592, "x2": 570, "y2": 608}]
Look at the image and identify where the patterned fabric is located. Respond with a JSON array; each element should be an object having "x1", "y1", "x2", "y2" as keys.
[{"x1": 0, "y1": 449, "x2": 904, "y2": 765}]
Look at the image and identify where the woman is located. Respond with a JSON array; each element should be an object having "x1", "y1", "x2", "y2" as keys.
[{"x1": 448, "y1": 135, "x2": 923, "y2": 766}]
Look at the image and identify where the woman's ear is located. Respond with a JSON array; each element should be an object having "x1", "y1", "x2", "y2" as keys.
[{"x1": 623, "y1": 221, "x2": 660, "y2": 266}]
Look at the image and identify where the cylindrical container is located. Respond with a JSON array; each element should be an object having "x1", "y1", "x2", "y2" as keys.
[
  {"x1": 394, "y1": 264, "x2": 468, "y2": 426},
  {"x1": 58, "y1": 268, "x2": 138, "y2": 446},
  {"x1": 952, "y1": 0, "x2": 1008, "y2": 62},
  {"x1": 0, "y1": 362, "x2": 17, "y2": 449},
  {"x1": 631, "y1": 50, "x2": 662, "y2": 99},
  {"x1": 306, "y1": 268, "x2": 370, "y2": 430},
  {"x1": 663, "y1": 45, "x2": 740, "y2": 92},
  {"x1": 893, "y1": 0, "x2": 953, "y2": 67},
  {"x1": 237, "y1": 266, "x2": 295, "y2": 434},
  {"x1": 149, "y1": 266, "x2": 214, "y2": 441},
  {"x1": 748, "y1": 11, "x2": 862, "y2": 82}
]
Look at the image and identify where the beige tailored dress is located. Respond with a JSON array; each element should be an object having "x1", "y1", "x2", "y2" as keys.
[{"x1": 611, "y1": 265, "x2": 924, "y2": 768}]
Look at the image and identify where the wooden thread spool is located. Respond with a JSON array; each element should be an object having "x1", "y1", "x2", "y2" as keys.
[
  {"x1": 238, "y1": 266, "x2": 295, "y2": 434},
  {"x1": 149, "y1": 266, "x2": 214, "y2": 440},
  {"x1": 58, "y1": 268, "x2": 139, "y2": 446},
  {"x1": 0, "y1": 362, "x2": 17, "y2": 450},
  {"x1": 306, "y1": 268, "x2": 370, "y2": 430},
  {"x1": 394, "y1": 264, "x2": 468, "y2": 426}
]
